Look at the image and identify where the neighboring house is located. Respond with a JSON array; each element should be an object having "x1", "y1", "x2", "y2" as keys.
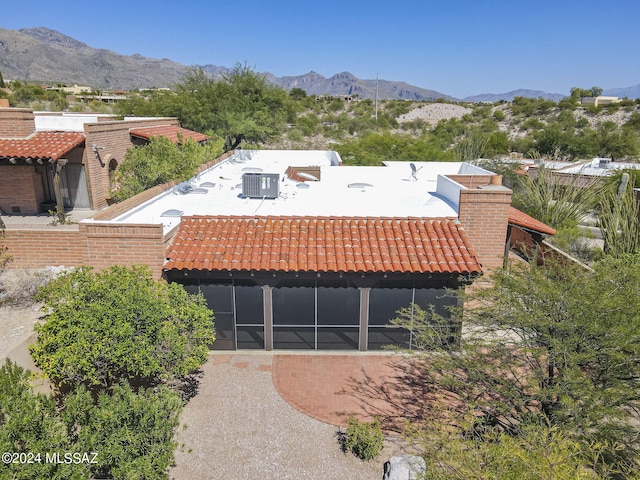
[
  {"x1": 0, "y1": 108, "x2": 208, "y2": 214},
  {"x1": 579, "y1": 96, "x2": 621, "y2": 107},
  {"x1": 526, "y1": 157, "x2": 640, "y2": 188}
]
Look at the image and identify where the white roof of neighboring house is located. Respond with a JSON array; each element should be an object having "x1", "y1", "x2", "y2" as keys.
[
  {"x1": 86, "y1": 150, "x2": 491, "y2": 234},
  {"x1": 555, "y1": 158, "x2": 640, "y2": 176},
  {"x1": 34, "y1": 112, "x2": 169, "y2": 132}
]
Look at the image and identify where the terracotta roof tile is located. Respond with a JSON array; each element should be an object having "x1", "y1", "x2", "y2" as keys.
[
  {"x1": 165, "y1": 216, "x2": 482, "y2": 274},
  {"x1": 0, "y1": 132, "x2": 85, "y2": 161},
  {"x1": 129, "y1": 125, "x2": 209, "y2": 144},
  {"x1": 508, "y1": 207, "x2": 556, "y2": 236}
]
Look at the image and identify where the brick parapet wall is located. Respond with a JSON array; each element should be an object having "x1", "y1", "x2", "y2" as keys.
[
  {"x1": 3, "y1": 222, "x2": 169, "y2": 277},
  {"x1": 0, "y1": 108, "x2": 36, "y2": 138},
  {"x1": 4, "y1": 226, "x2": 87, "y2": 269},
  {"x1": 81, "y1": 222, "x2": 166, "y2": 277},
  {"x1": 82, "y1": 118, "x2": 180, "y2": 210},
  {"x1": 458, "y1": 186, "x2": 512, "y2": 270}
]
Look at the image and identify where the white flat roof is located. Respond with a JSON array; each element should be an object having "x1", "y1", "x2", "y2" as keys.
[{"x1": 89, "y1": 150, "x2": 480, "y2": 234}]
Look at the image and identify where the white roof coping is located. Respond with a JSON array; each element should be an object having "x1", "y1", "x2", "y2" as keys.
[{"x1": 87, "y1": 150, "x2": 488, "y2": 234}]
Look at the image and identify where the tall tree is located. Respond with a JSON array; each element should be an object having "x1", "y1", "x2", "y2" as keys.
[
  {"x1": 392, "y1": 256, "x2": 640, "y2": 475},
  {"x1": 117, "y1": 64, "x2": 294, "y2": 150}
]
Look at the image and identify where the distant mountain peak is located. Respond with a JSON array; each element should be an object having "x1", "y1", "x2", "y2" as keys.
[{"x1": 19, "y1": 27, "x2": 90, "y2": 50}]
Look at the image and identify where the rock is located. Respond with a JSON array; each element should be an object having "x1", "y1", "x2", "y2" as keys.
[{"x1": 383, "y1": 454, "x2": 426, "y2": 480}]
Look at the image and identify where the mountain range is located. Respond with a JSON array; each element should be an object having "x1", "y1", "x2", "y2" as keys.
[{"x1": 1, "y1": 27, "x2": 639, "y2": 101}]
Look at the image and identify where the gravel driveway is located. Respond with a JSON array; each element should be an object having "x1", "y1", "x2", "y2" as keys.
[{"x1": 170, "y1": 354, "x2": 402, "y2": 480}]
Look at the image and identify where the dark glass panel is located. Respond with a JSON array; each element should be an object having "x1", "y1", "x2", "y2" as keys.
[
  {"x1": 317, "y1": 287, "x2": 360, "y2": 325},
  {"x1": 272, "y1": 287, "x2": 315, "y2": 326},
  {"x1": 211, "y1": 312, "x2": 235, "y2": 350},
  {"x1": 200, "y1": 283, "x2": 233, "y2": 313},
  {"x1": 368, "y1": 288, "x2": 413, "y2": 325},
  {"x1": 182, "y1": 284, "x2": 200, "y2": 296},
  {"x1": 273, "y1": 327, "x2": 315, "y2": 349},
  {"x1": 367, "y1": 327, "x2": 411, "y2": 350},
  {"x1": 413, "y1": 288, "x2": 456, "y2": 317},
  {"x1": 236, "y1": 326, "x2": 265, "y2": 349},
  {"x1": 235, "y1": 285, "x2": 264, "y2": 325},
  {"x1": 317, "y1": 327, "x2": 359, "y2": 350}
]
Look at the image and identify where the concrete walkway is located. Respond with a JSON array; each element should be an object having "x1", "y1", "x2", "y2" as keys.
[{"x1": 170, "y1": 353, "x2": 412, "y2": 480}]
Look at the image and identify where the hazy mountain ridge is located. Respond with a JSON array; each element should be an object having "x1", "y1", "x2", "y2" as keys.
[
  {"x1": 463, "y1": 89, "x2": 566, "y2": 102},
  {"x1": 1, "y1": 27, "x2": 638, "y2": 100}
]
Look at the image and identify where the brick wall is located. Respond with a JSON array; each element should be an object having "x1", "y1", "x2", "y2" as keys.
[
  {"x1": 0, "y1": 165, "x2": 45, "y2": 214},
  {"x1": 0, "y1": 108, "x2": 36, "y2": 138},
  {"x1": 4, "y1": 225, "x2": 87, "y2": 268},
  {"x1": 82, "y1": 118, "x2": 180, "y2": 210},
  {"x1": 458, "y1": 185, "x2": 512, "y2": 270},
  {"x1": 81, "y1": 223, "x2": 166, "y2": 277},
  {"x1": 4, "y1": 222, "x2": 168, "y2": 277}
]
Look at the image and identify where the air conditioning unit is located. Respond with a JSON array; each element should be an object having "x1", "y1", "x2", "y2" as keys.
[{"x1": 242, "y1": 173, "x2": 279, "y2": 199}]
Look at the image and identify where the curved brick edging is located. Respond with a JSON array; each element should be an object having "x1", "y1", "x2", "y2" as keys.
[{"x1": 271, "y1": 354, "x2": 407, "y2": 430}]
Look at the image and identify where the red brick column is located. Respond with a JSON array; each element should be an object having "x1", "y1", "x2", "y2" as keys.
[{"x1": 458, "y1": 185, "x2": 512, "y2": 270}]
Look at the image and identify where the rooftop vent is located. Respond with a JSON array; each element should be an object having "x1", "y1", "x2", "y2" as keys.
[
  {"x1": 189, "y1": 188, "x2": 208, "y2": 194},
  {"x1": 348, "y1": 182, "x2": 374, "y2": 189},
  {"x1": 242, "y1": 173, "x2": 280, "y2": 199},
  {"x1": 296, "y1": 182, "x2": 310, "y2": 189},
  {"x1": 161, "y1": 209, "x2": 184, "y2": 217},
  {"x1": 242, "y1": 167, "x2": 263, "y2": 173},
  {"x1": 199, "y1": 182, "x2": 216, "y2": 188}
]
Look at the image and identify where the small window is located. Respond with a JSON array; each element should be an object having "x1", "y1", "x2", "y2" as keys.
[{"x1": 108, "y1": 158, "x2": 118, "y2": 189}]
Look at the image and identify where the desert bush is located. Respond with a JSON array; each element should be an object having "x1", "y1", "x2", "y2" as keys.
[{"x1": 344, "y1": 416, "x2": 383, "y2": 460}]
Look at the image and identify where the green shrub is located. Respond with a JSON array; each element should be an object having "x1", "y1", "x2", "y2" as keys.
[{"x1": 344, "y1": 416, "x2": 383, "y2": 460}]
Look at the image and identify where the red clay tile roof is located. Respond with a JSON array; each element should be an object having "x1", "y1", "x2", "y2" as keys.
[
  {"x1": 508, "y1": 207, "x2": 556, "y2": 236},
  {"x1": 0, "y1": 132, "x2": 85, "y2": 161},
  {"x1": 129, "y1": 125, "x2": 209, "y2": 143},
  {"x1": 164, "y1": 216, "x2": 482, "y2": 274}
]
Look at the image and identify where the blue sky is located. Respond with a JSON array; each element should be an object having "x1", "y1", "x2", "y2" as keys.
[{"x1": 3, "y1": 0, "x2": 640, "y2": 98}]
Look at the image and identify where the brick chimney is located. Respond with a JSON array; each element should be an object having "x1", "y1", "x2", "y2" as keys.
[
  {"x1": 0, "y1": 108, "x2": 36, "y2": 138},
  {"x1": 457, "y1": 183, "x2": 512, "y2": 270}
]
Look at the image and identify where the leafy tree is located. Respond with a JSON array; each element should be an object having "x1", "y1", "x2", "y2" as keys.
[
  {"x1": 392, "y1": 256, "x2": 640, "y2": 475},
  {"x1": 594, "y1": 121, "x2": 638, "y2": 160},
  {"x1": 289, "y1": 87, "x2": 307, "y2": 99},
  {"x1": 0, "y1": 360, "x2": 80, "y2": 480},
  {"x1": 111, "y1": 135, "x2": 223, "y2": 201},
  {"x1": 31, "y1": 265, "x2": 214, "y2": 389},
  {"x1": 62, "y1": 382, "x2": 182, "y2": 479},
  {"x1": 414, "y1": 421, "x2": 622, "y2": 480},
  {"x1": 118, "y1": 64, "x2": 294, "y2": 151},
  {"x1": 0, "y1": 69, "x2": 4, "y2": 88},
  {"x1": 0, "y1": 360, "x2": 183, "y2": 479},
  {"x1": 336, "y1": 132, "x2": 454, "y2": 165}
]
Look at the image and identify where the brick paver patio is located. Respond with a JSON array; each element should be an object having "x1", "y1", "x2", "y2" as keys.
[{"x1": 271, "y1": 353, "x2": 429, "y2": 432}]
